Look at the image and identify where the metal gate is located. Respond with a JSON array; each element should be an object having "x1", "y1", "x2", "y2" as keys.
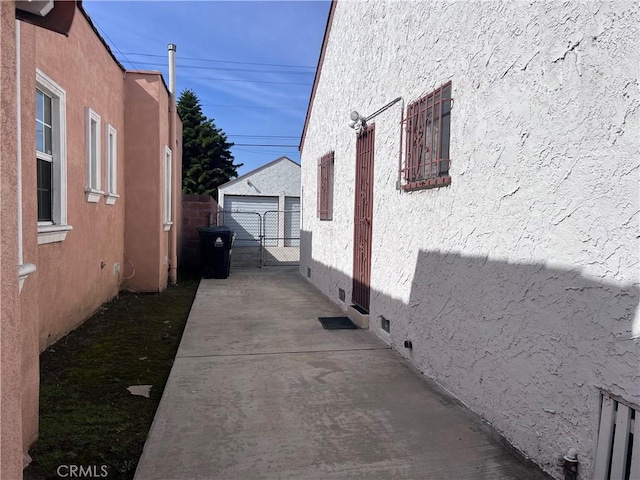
[
  {"x1": 352, "y1": 124, "x2": 375, "y2": 312},
  {"x1": 216, "y1": 209, "x2": 300, "y2": 268},
  {"x1": 217, "y1": 211, "x2": 262, "y2": 268},
  {"x1": 263, "y1": 210, "x2": 300, "y2": 266}
]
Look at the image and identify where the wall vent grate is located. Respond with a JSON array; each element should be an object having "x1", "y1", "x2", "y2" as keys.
[{"x1": 381, "y1": 316, "x2": 390, "y2": 333}]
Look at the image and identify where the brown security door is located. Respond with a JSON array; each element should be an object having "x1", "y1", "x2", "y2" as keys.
[{"x1": 352, "y1": 124, "x2": 375, "y2": 312}]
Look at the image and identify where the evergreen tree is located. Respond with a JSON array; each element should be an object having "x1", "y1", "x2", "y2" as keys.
[{"x1": 177, "y1": 89, "x2": 241, "y2": 198}]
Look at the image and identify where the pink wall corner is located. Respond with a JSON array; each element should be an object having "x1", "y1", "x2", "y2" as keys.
[
  {"x1": 14, "y1": 5, "x2": 129, "y2": 453},
  {"x1": 18, "y1": 21, "x2": 40, "y2": 451},
  {"x1": 123, "y1": 73, "x2": 165, "y2": 292},
  {"x1": 175, "y1": 114, "x2": 183, "y2": 267},
  {"x1": 0, "y1": 3, "x2": 24, "y2": 478},
  {"x1": 26, "y1": 10, "x2": 125, "y2": 350},
  {"x1": 158, "y1": 78, "x2": 170, "y2": 290}
]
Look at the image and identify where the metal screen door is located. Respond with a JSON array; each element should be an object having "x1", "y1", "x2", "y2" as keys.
[{"x1": 352, "y1": 124, "x2": 375, "y2": 312}]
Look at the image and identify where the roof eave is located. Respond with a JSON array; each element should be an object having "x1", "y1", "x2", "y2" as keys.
[
  {"x1": 299, "y1": 0, "x2": 337, "y2": 154},
  {"x1": 218, "y1": 156, "x2": 299, "y2": 190}
]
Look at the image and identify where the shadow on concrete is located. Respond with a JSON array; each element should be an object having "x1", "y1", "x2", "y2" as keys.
[{"x1": 300, "y1": 229, "x2": 640, "y2": 477}]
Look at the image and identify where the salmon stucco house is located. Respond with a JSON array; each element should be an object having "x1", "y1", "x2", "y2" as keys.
[
  {"x1": 299, "y1": 2, "x2": 639, "y2": 479},
  {"x1": 1, "y1": 1, "x2": 182, "y2": 476}
]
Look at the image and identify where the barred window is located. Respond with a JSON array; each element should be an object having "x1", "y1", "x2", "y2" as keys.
[
  {"x1": 317, "y1": 151, "x2": 334, "y2": 220},
  {"x1": 403, "y1": 82, "x2": 452, "y2": 191}
]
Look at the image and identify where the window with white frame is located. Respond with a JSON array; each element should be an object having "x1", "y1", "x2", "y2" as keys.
[
  {"x1": 36, "y1": 69, "x2": 71, "y2": 244},
  {"x1": 105, "y1": 125, "x2": 118, "y2": 205},
  {"x1": 85, "y1": 108, "x2": 102, "y2": 202},
  {"x1": 163, "y1": 146, "x2": 172, "y2": 230}
]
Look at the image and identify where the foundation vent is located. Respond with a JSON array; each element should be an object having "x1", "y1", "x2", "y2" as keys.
[
  {"x1": 338, "y1": 288, "x2": 345, "y2": 302},
  {"x1": 381, "y1": 316, "x2": 390, "y2": 333}
]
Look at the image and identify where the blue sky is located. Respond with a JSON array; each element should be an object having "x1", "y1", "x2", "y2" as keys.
[{"x1": 83, "y1": 1, "x2": 331, "y2": 176}]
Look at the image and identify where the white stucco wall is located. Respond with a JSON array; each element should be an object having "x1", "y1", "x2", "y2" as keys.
[
  {"x1": 300, "y1": 2, "x2": 640, "y2": 478},
  {"x1": 218, "y1": 157, "x2": 300, "y2": 212}
]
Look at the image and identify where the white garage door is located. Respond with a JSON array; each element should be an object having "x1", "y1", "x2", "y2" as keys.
[
  {"x1": 284, "y1": 196, "x2": 300, "y2": 247},
  {"x1": 222, "y1": 195, "x2": 278, "y2": 247}
]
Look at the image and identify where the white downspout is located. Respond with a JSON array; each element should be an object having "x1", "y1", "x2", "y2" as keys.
[
  {"x1": 168, "y1": 43, "x2": 178, "y2": 285},
  {"x1": 16, "y1": 20, "x2": 36, "y2": 290}
]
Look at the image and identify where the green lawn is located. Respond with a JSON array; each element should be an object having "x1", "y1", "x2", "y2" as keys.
[{"x1": 24, "y1": 273, "x2": 200, "y2": 480}]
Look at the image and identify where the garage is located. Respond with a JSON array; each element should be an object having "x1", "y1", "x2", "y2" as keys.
[{"x1": 217, "y1": 156, "x2": 301, "y2": 267}]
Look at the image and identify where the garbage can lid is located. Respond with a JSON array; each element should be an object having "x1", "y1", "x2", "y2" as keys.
[{"x1": 197, "y1": 225, "x2": 233, "y2": 233}]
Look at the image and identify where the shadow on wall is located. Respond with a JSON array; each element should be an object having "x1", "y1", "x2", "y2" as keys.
[{"x1": 300, "y1": 229, "x2": 640, "y2": 477}]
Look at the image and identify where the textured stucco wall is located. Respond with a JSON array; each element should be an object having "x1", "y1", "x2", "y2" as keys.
[
  {"x1": 0, "y1": 3, "x2": 24, "y2": 477},
  {"x1": 218, "y1": 157, "x2": 300, "y2": 212},
  {"x1": 18, "y1": 20, "x2": 40, "y2": 452},
  {"x1": 124, "y1": 73, "x2": 162, "y2": 292},
  {"x1": 16, "y1": 8, "x2": 127, "y2": 450},
  {"x1": 123, "y1": 72, "x2": 175, "y2": 292},
  {"x1": 20, "y1": 10, "x2": 126, "y2": 354},
  {"x1": 300, "y1": 2, "x2": 640, "y2": 478}
]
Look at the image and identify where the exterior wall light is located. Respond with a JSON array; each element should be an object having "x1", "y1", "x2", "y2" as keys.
[{"x1": 348, "y1": 110, "x2": 366, "y2": 133}]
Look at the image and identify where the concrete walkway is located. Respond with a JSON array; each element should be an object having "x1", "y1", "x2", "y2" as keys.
[{"x1": 135, "y1": 268, "x2": 548, "y2": 480}]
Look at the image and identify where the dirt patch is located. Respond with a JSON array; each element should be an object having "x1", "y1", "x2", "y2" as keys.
[{"x1": 24, "y1": 273, "x2": 200, "y2": 480}]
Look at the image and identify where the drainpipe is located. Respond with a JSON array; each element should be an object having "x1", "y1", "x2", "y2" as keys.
[
  {"x1": 16, "y1": 20, "x2": 37, "y2": 290},
  {"x1": 168, "y1": 43, "x2": 178, "y2": 285},
  {"x1": 398, "y1": 97, "x2": 404, "y2": 191}
]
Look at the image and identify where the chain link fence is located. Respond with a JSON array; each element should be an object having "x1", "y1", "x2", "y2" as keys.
[
  {"x1": 217, "y1": 211, "x2": 262, "y2": 268},
  {"x1": 263, "y1": 210, "x2": 300, "y2": 266},
  {"x1": 216, "y1": 210, "x2": 300, "y2": 268}
]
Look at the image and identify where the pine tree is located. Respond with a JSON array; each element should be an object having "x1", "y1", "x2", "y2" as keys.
[{"x1": 177, "y1": 89, "x2": 242, "y2": 198}]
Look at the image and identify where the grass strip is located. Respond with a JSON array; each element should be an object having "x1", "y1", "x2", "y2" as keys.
[{"x1": 24, "y1": 272, "x2": 200, "y2": 480}]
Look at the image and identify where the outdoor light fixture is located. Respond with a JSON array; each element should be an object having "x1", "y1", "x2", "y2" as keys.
[{"x1": 348, "y1": 110, "x2": 366, "y2": 133}]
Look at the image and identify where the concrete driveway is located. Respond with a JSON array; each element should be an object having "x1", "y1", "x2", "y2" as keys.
[{"x1": 134, "y1": 268, "x2": 549, "y2": 480}]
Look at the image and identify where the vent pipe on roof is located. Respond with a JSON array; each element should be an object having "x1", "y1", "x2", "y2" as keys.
[{"x1": 168, "y1": 43, "x2": 177, "y2": 95}]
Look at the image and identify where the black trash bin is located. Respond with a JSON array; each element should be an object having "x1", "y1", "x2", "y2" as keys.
[{"x1": 197, "y1": 226, "x2": 234, "y2": 279}]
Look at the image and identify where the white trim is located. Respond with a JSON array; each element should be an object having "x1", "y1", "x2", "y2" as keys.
[
  {"x1": 18, "y1": 263, "x2": 37, "y2": 292},
  {"x1": 85, "y1": 107, "x2": 101, "y2": 202},
  {"x1": 163, "y1": 145, "x2": 172, "y2": 228},
  {"x1": 105, "y1": 124, "x2": 117, "y2": 204},
  {"x1": 36, "y1": 68, "x2": 70, "y2": 239},
  {"x1": 37, "y1": 224, "x2": 73, "y2": 245},
  {"x1": 19, "y1": 263, "x2": 37, "y2": 279},
  {"x1": 105, "y1": 193, "x2": 120, "y2": 206},
  {"x1": 17, "y1": 22, "x2": 36, "y2": 292},
  {"x1": 85, "y1": 188, "x2": 103, "y2": 203},
  {"x1": 17, "y1": 21, "x2": 26, "y2": 272}
]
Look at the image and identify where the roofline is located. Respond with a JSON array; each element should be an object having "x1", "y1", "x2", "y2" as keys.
[
  {"x1": 125, "y1": 69, "x2": 172, "y2": 96},
  {"x1": 77, "y1": 2, "x2": 126, "y2": 72},
  {"x1": 79, "y1": 3, "x2": 172, "y2": 97},
  {"x1": 218, "y1": 156, "x2": 300, "y2": 190},
  {"x1": 299, "y1": 0, "x2": 337, "y2": 153}
]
